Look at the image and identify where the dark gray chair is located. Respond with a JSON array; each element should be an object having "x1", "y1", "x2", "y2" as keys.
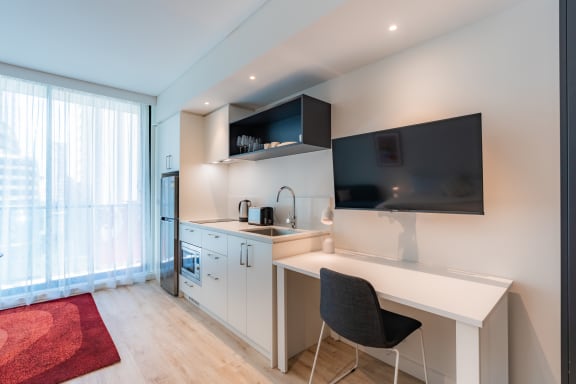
[{"x1": 308, "y1": 268, "x2": 428, "y2": 384}]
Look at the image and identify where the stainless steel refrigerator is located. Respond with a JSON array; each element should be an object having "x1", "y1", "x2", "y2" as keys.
[{"x1": 160, "y1": 171, "x2": 179, "y2": 296}]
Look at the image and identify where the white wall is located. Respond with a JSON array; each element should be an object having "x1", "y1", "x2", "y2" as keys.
[{"x1": 227, "y1": 0, "x2": 560, "y2": 382}]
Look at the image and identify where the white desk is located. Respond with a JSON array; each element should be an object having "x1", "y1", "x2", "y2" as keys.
[{"x1": 274, "y1": 251, "x2": 512, "y2": 384}]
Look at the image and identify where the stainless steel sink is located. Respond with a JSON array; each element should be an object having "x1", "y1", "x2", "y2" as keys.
[{"x1": 240, "y1": 227, "x2": 299, "y2": 237}]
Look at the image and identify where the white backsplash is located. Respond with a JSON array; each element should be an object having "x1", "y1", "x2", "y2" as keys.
[{"x1": 227, "y1": 150, "x2": 332, "y2": 231}]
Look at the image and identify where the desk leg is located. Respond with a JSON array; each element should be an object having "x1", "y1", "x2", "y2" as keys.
[
  {"x1": 456, "y1": 322, "x2": 480, "y2": 384},
  {"x1": 277, "y1": 266, "x2": 288, "y2": 373},
  {"x1": 456, "y1": 294, "x2": 509, "y2": 384}
]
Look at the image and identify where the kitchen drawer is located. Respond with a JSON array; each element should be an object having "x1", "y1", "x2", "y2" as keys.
[
  {"x1": 180, "y1": 223, "x2": 202, "y2": 246},
  {"x1": 204, "y1": 249, "x2": 226, "y2": 266},
  {"x1": 179, "y1": 274, "x2": 202, "y2": 305},
  {"x1": 202, "y1": 230, "x2": 227, "y2": 254}
]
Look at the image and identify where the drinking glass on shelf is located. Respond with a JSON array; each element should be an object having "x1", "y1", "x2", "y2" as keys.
[
  {"x1": 247, "y1": 136, "x2": 254, "y2": 152},
  {"x1": 240, "y1": 135, "x2": 248, "y2": 153},
  {"x1": 236, "y1": 136, "x2": 243, "y2": 153}
]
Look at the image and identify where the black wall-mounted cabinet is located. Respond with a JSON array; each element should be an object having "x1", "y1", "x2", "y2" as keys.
[{"x1": 229, "y1": 94, "x2": 331, "y2": 161}]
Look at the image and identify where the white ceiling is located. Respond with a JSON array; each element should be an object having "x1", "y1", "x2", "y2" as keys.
[
  {"x1": 0, "y1": 0, "x2": 523, "y2": 115},
  {"x1": 0, "y1": 0, "x2": 269, "y2": 95}
]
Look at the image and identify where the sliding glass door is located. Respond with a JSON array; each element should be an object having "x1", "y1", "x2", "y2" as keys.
[{"x1": 0, "y1": 75, "x2": 151, "y2": 308}]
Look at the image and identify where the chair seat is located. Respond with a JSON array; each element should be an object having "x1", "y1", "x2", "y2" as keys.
[{"x1": 375, "y1": 309, "x2": 422, "y2": 348}]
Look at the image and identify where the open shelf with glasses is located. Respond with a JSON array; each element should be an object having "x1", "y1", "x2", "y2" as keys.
[{"x1": 228, "y1": 94, "x2": 331, "y2": 161}]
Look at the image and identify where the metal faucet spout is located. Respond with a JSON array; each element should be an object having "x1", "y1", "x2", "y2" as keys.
[{"x1": 276, "y1": 186, "x2": 296, "y2": 229}]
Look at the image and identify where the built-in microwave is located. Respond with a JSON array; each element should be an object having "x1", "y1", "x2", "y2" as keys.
[{"x1": 180, "y1": 241, "x2": 201, "y2": 286}]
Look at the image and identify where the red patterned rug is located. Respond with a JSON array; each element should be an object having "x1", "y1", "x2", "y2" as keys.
[{"x1": 0, "y1": 293, "x2": 121, "y2": 384}]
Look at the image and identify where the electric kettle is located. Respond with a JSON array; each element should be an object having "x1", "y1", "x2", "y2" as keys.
[{"x1": 238, "y1": 200, "x2": 252, "y2": 222}]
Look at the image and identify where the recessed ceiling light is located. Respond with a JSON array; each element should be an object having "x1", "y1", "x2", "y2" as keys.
[
  {"x1": 388, "y1": 24, "x2": 398, "y2": 32},
  {"x1": 204, "y1": 101, "x2": 210, "y2": 105},
  {"x1": 249, "y1": 75, "x2": 256, "y2": 80}
]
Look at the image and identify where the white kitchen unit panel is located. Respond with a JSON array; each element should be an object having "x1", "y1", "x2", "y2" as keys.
[
  {"x1": 180, "y1": 222, "x2": 202, "y2": 246},
  {"x1": 202, "y1": 249, "x2": 227, "y2": 321},
  {"x1": 227, "y1": 235, "x2": 247, "y2": 333},
  {"x1": 204, "y1": 104, "x2": 252, "y2": 164},
  {"x1": 157, "y1": 113, "x2": 180, "y2": 172},
  {"x1": 227, "y1": 235, "x2": 273, "y2": 356},
  {"x1": 202, "y1": 230, "x2": 227, "y2": 255},
  {"x1": 245, "y1": 238, "x2": 274, "y2": 353},
  {"x1": 179, "y1": 273, "x2": 203, "y2": 305}
]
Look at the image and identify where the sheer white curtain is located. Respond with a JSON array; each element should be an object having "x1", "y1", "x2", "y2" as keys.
[{"x1": 0, "y1": 74, "x2": 151, "y2": 309}]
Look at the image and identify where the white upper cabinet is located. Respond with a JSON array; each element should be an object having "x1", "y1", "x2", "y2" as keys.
[
  {"x1": 156, "y1": 111, "x2": 204, "y2": 174},
  {"x1": 204, "y1": 104, "x2": 251, "y2": 164},
  {"x1": 157, "y1": 113, "x2": 180, "y2": 172}
]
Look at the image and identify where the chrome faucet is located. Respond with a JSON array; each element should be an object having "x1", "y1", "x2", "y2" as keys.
[{"x1": 276, "y1": 186, "x2": 296, "y2": 229}]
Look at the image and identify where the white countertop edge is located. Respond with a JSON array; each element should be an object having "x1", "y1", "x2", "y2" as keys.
[{"x1": 180, "y1": 219, "x2": 328, "y2": 244}]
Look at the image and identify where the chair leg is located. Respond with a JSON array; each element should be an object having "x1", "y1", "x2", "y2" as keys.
[
  {"x1": 328, "y1": 343, "x2": 359, "y2": 384},
  {"x1": 308, "y1": 321, "x2": 326, "y2": 384},
  {"x1": 418, "y1": 328, "x2": 429, "y2": 383},
  {"x1": 309, "y1": 322, "x2": 360, "y2": 384},
  {"x1": 392, "y1": 348, "x2": 400, "y2": 384}
]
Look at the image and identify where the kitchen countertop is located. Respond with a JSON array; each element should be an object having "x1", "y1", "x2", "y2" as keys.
[{"x1": 180, "y1": 219, "x2": 328, "y2": 244}]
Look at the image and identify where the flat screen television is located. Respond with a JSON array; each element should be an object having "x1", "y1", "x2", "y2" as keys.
[{"x1": 332, "y1": 113, "x2": 484, "y2": 214}]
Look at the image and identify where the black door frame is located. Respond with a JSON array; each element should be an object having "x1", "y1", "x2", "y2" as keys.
[{"x1": 561, "y1": 0, "x2": 575, "y2": 382}]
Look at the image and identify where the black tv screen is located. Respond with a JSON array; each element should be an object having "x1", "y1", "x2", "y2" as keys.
[{"x1": 332, "y1": 113, "x2": 484, "y2": 214}]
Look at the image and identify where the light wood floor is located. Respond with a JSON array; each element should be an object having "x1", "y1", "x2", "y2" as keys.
[{"x1": 66, "y1": 281, "x2": 423, "y2": 384}]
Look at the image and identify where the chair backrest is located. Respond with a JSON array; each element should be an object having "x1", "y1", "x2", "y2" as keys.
[{"x1": 319, "y1": 268, "x2": 387, "y2": 347}]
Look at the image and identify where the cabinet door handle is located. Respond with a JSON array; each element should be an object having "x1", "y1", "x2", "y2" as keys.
[
  {"x1": 207, "y1": 253, "x2": 219, "y2": 260},
  {"x1": 166, "y1": 154, "x2": 172, "y2": 170},
  {"x1": 207, "y1": 273, "x2": 219, "y2": 281},
  {"x1": 239, "y1": 243, "x2": 245, "y2": 265},
  {"x1": 246, "y1": 244, "x2": 253, "y2": 268},
  {"x1": 208, "y1": 233, "x2": 220, "y2": 239}
]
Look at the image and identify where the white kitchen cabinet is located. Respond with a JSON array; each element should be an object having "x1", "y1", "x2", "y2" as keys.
[
  {"x1": 156, "y1": 111, "x2": 203, "y2": 175},
  {"x1": 202, "y1": 249, "x2": 227, "y2": 320},
  {"x1": 227, "y1": 235, "x2": 273, "y2": 356},
  {"x1": 180, "y1": 222, "x2": 202, "y2": 246},
  {"x1": 157, "y1": 113, "x2": 180, "y2": 172},
  {"x1": 202, "y1": 229, "x2": 227, "y2": 255},
  {"x1": 200, "y1": 229, "x2": 228, "y2": 321},
  {"x1": 179, "y1": 273, "x2": 203, "y2": 305},
  {"x1": 227, "y1": 236, "x2": 247, "y2": 333},
  {"x1": 204, "y1": 104, "x2": 251, "y2": 163}
]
